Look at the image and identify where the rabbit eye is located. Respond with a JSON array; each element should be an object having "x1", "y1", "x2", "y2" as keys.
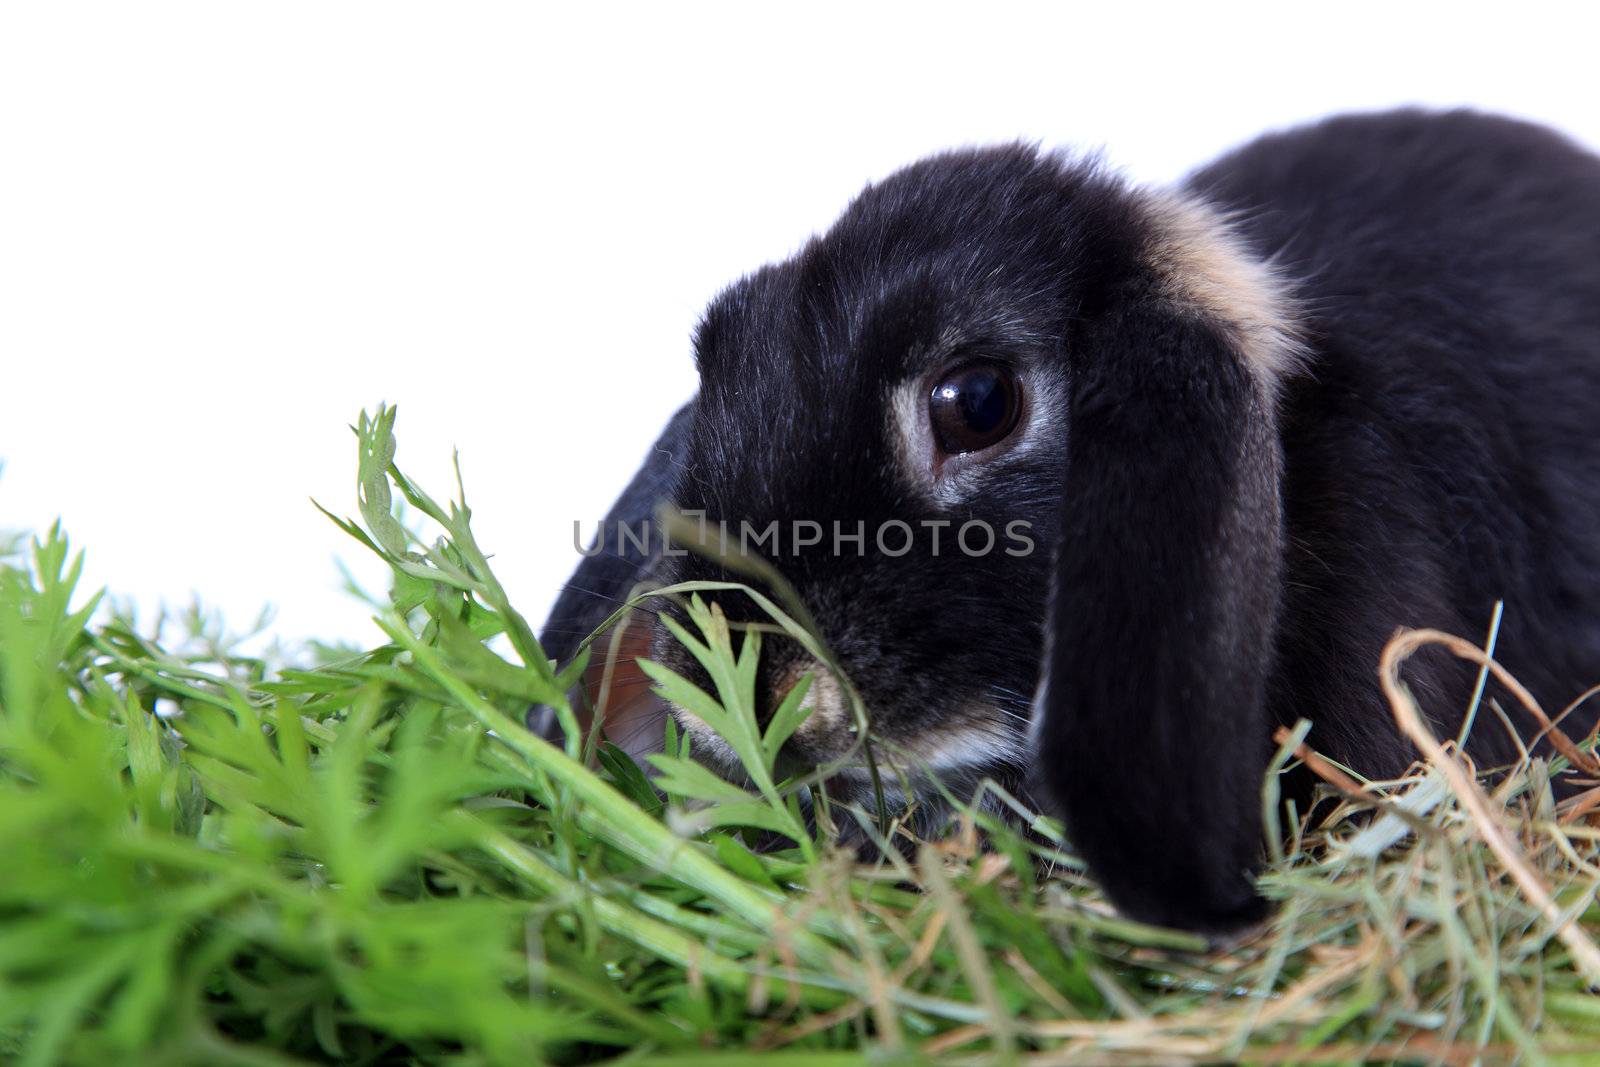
[{"x1": 928, "y1": 361, "x2": 1023, "y2": 456}]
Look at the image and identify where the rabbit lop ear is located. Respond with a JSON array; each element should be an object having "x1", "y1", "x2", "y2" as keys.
[
  {"x1": 531, "y1": 400, "x2": 695, "y2": 745},
  {"x1": 1033, "y1": 195, "x2": 1301, "y2": 933}
]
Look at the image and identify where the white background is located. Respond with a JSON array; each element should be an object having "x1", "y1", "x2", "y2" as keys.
[{"x1": 3, "y1": 2, "x2": 1597, "y2": 650}]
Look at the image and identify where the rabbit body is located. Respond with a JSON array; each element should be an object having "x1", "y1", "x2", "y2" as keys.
[{"x1": 542, "y1": 110, "x2": 1600, "y2": 931}]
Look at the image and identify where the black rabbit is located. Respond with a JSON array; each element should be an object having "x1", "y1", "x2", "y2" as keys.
[{"x1": 540, "y1": 109, "x2": 1600, "y2": 933}]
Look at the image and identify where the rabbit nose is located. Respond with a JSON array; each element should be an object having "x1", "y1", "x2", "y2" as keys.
[
  {"x1": 753, "y1": 636, "x2": 812, "y2": 720},
  {"x1": 761, "y1": 650, "x2": 850, "y2": 748}
]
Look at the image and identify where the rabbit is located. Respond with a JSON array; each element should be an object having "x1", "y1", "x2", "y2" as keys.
[{"x1": 539, "y1": 108, "x2": 1600, "y2": 933}]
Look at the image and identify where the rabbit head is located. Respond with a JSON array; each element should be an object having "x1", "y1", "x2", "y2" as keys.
[{"x1": 639, "y1": 144, "x2": 1300, "y2": 929}]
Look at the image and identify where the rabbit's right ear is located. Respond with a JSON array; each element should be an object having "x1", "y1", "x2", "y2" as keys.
[
  {"x1": 531, "y1": 400, "x2": 695, "y2": 743},
  {"x1": 1034, "y1": 195, "x2": 1299, "y2": 932},
  {"x1": 538, "y1": 400, "x2": 696, "y2": 664}
]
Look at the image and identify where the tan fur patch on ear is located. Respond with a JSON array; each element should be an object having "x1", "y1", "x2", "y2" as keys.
[{"x1": 1141, "y1": 191, "x2": 1306, "y2": 390}]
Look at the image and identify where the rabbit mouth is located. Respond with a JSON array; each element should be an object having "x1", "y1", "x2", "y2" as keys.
[
  {"x1": 566, "y1": 624, "x2": 1032, "y2": 809},
  {"x1": 819, "y1": 719, "x2": 1031, "y2": 785}
]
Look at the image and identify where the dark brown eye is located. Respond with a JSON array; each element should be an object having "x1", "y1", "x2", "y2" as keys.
[{"x1": 928, "y1": 361, "x2": 1023, "y2": 456}]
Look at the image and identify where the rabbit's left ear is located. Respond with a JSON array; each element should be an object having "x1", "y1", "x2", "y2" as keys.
[{"x1": 1033, "y1": 195, "x2": 1301, "y2": 932}]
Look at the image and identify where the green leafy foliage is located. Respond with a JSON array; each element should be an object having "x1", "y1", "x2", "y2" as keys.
[{"x1": 1, "y1": 407, "x2": 1598, "y2": 1065}]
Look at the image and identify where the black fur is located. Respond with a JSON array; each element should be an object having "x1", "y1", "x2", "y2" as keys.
[{"x1": 541, "y1": 109, "x2": 1600, "y2": 932}]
